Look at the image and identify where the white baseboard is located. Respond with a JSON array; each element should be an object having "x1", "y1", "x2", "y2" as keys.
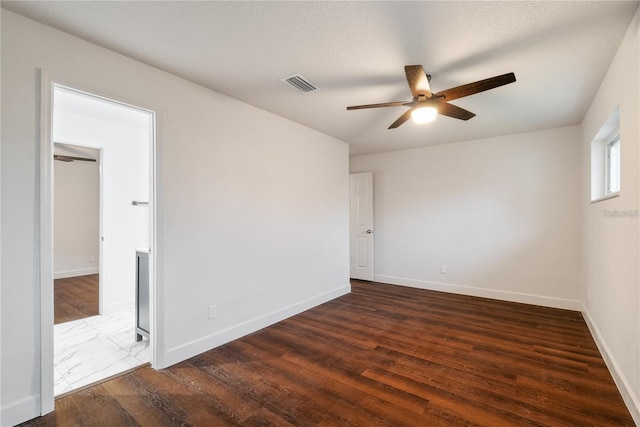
[
  {"x1": 159, "y1": 283, "x2": 351, "y2": 369},
  {"x1": 581, "y1": 305, "x2": 640, "y2": 425},
  {"x1": 53, "y1": 267, "x2": 99, "y2": 279},
  {"x1": 373, "y1": 274, "x2": 582, "y2": 311},
  {"x1": 1, "y1": 394, "x2": 40, "y2": 427}
]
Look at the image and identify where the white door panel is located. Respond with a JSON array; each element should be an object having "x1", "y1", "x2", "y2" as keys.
[{"x1": 349, "y1": 172, "x2": 373, "y2": 280}]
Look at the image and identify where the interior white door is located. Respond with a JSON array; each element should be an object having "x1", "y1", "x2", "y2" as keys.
[{"x1": 349, "y1": 172, "x2": 373, "y2": 280}]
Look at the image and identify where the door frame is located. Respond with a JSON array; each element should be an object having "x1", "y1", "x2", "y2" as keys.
[{"x1": 39, "y1": 71, "x2": 158, "y2": 415}]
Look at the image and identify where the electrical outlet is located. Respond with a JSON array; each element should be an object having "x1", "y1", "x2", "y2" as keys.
[
  {"x1": 440, "y1": 265, "x2": 447, "y2": 274},
  {"x1": 209, "y1": 305, "x2": 217, "y2": 319}
]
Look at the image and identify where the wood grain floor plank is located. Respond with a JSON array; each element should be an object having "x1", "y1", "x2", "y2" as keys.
[
  {"x1": 133, "y1": 363, "x2": 227, "y2": 422},
  {"x1": 223, "y1": 340, "x2": 428, "y2": 426},
  {"x1": 69, "y1": 383, "x2": 138, "y2": 426},
  {"x1": 170, "y1": 361, "x2": 264, "y2": 424},
  {"x1": 247, "y1": 335, "x2": 432, "y2": 417},
  {"x1": 362, "y1": 365, "x2": 533, "y2": 426},
  {"x1": 54, "y1": 274, "x2": 99, "y2": 324},
  {"x1": 191, "y1": 347, "x2": 335, "y2": 426},
  {"x1": 383, "y1": 351, "x2": 601, "y2": 426},
  {"x1": 21, "y1": 280, "x2": 634, "y2": 426},
  {"x1": 103, "y1": 371, "x2": 190, "y2": 426}
]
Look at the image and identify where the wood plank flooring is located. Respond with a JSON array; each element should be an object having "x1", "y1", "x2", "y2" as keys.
[
  {"x1": 54, "y1": 274, "x2": 99, "y2": 324},
  {"x1": 23, "y1": 280, "x2": 634, "y2": 426}
]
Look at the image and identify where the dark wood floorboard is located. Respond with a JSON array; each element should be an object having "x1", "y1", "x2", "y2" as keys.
[
  {"x1": 54, "y1": 274, "x2": 99, "y2": 324},
  {"x1": 23, "y1": 280, "x2": 634, "y2": 426}
]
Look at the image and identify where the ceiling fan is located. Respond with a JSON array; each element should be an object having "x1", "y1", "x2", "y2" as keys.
[
  {"x1": 54, "y1": 155, "x2": 97, "y2": 162},
  {"x1": 347, "y1": 65, "x2": 516, "y2": 129}
]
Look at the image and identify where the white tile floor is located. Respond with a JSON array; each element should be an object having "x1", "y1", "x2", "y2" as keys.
[{"x1": 54, "y1": 310, "x2": 150, "y2": 396}]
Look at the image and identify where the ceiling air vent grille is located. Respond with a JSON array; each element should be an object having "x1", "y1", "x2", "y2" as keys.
[{"x1": 281, "y1": 74, "x2": 319, "y2": 94}]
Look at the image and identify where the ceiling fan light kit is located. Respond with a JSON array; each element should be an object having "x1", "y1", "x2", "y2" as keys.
[
  {"x1": 347, "y1": 65, "x2": 516, "y2": 129},
  {"x1": 411, "y1": 105, "x2": 438, "y2": 124}
]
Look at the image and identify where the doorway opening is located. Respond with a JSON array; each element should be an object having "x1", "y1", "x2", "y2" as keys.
[
  {"x1": 53, "y1": 143, "x2": 100, "y2": 324},
  {"x1": 46, "y1": 84, "x2": 155, "y2": 397}
]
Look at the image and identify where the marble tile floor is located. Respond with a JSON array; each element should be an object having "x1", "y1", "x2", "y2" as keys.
[{"x1": 54, "y1": 310, "x2": 150, "y2": 396}]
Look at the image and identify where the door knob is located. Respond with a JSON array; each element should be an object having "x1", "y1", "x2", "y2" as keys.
[{"x1": 366, "y1": 229, "x2": 373, "y2": 234}]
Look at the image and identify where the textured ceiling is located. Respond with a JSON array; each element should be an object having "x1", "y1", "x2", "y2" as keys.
[{"x1": 3, "y1": 1, "x2": 639, "y2": 155}]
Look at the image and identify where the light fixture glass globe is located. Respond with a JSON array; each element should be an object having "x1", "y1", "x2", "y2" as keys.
[{"x1": 411, "y1": 106, "x2": 438, "y2": 124}]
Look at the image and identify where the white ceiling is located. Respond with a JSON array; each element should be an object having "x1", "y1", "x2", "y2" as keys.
[{"x1": 4, "y1": 1, "x2": 639, "y2": 155}]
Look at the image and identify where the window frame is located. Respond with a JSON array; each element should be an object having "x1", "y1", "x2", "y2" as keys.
[{"x1": 605, "y1": 133, "x2": 620, "y2": 195}]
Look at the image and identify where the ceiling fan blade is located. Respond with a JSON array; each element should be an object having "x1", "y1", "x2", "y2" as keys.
[
  {"x1": 388, "y1": 108, "x2": 415, "y2": 129},
  {"x1": 53, "y1": 155, "x2": 73, "y2": 162},
  {"x1": 405, "y1": 65, "x2": 432, "y2": 98},
  {"x1": 438, "y1": 102, "x2": 476, "y2": 121},
  {"x1": 435, "y1": 72, "x2": 516, "y2": 102},
  {"x1": 347, "y1": 101, "x2": 409, "y2": 110},
  {"x1": 54, "y1": 155, "x2": 97, "y2": 162}
]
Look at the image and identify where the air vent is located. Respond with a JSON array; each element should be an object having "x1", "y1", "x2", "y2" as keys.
[{"x1": 281, "y1": 74, "x2": 319, "y2": 94}]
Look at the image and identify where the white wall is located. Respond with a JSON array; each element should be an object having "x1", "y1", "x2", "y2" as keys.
[
  {"x1": 350, "y1": 125, "x2": 582, "y2": 309},
  {"x1": 580, "y1": 8, "x2": 640, "y2": 423},
  {"x1": 54, "y1": 89, "x2": 151, "y2": 314},
  {"x1": 53, "y1": 147, "x2": 100, "y2": 279},
  {"x1": 0, "y1": 10, "x2": 349, "y2": 426}
]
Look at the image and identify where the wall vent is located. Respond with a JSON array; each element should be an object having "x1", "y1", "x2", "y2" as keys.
[{"x1": 281, "y1": 74, "x2": 319, "y2": 94}]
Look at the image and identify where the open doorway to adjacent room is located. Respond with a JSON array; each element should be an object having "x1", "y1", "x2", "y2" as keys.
[
  {"x1": 53, "y1": 143, "x2": 101, "y2": 324},
  {"x1": 49, "y1": 85, "x2": 154, "y2": 396}
]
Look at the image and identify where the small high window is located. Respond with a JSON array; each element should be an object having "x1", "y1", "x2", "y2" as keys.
[{"x1": 591, "y1": 106, "x2": 620, "y2": 202}]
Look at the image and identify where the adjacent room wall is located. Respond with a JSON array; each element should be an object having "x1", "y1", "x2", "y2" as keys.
[
  {"x1": 1, "y1": 10, "x2": 349, "y2": 426},
  {"x1": 580, "y1": 8, "x2": 640, "y2": 422},
  {"x1": 53, "y1": 152, "x2": 100, "y2": 279},
  {"x1": 350, "y1": 125, "x2": 582, "y2": 309}
]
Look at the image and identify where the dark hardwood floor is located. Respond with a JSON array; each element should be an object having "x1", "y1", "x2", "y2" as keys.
[
  {"x1": 54, "y1": 274, "x2": 99, "y2": 324},
  {"x1": 24, "y1": 280, "x2": 633, "y2": 426}
]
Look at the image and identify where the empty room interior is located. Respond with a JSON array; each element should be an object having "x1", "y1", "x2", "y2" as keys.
[{"x1": 1, "y1": 1, "x2": 640, "y2": 426}]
